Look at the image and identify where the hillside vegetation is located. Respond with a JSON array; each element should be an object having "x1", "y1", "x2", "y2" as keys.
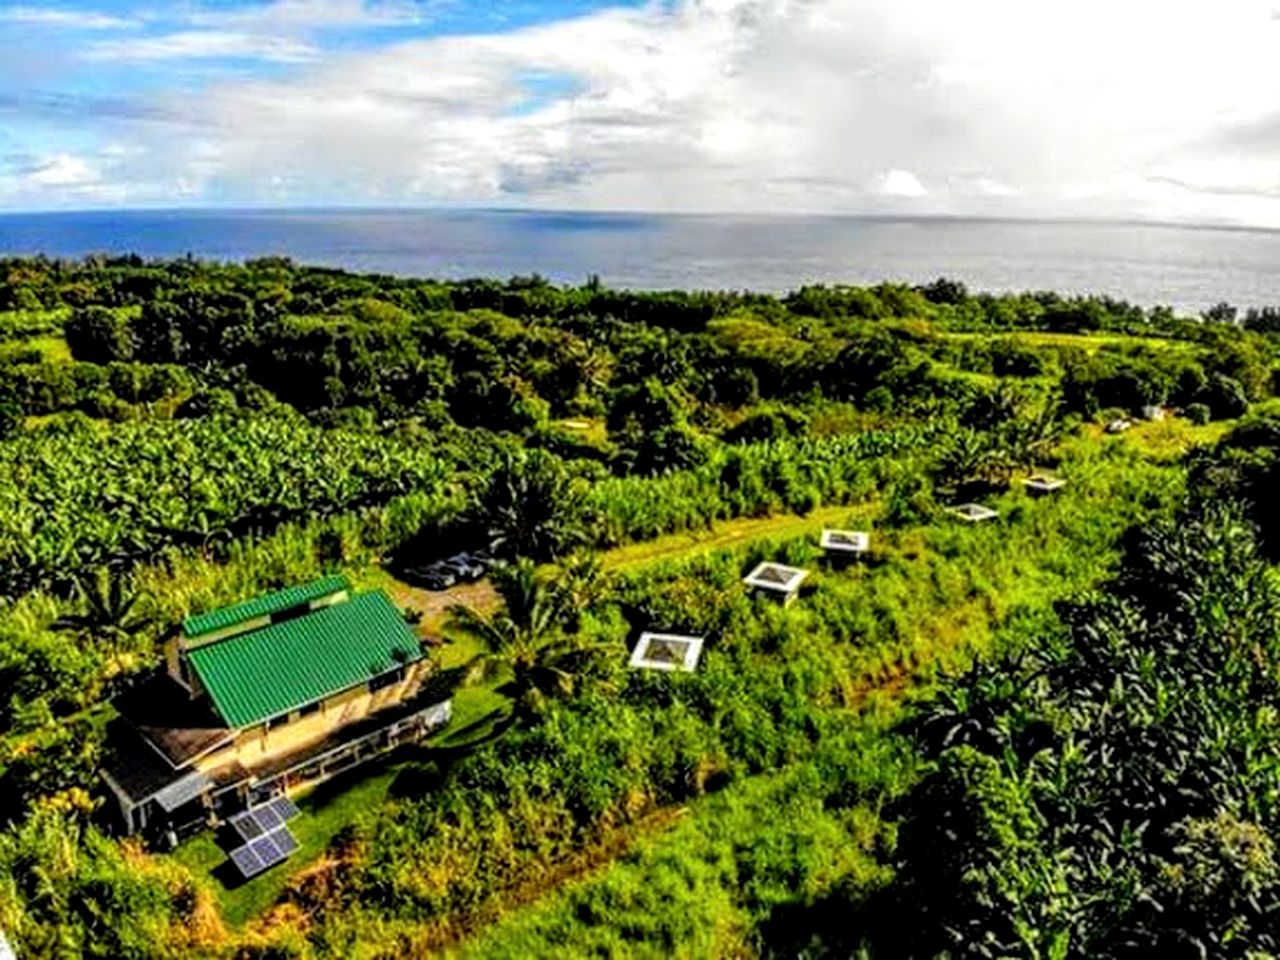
[{"x1": 1, "y1": 258, "x2": 1278, "y2": 957}]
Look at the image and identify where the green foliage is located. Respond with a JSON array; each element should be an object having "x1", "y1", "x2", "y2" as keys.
[
  {"x1": 607, "y1": 378, "x2": 706, "y2": 476},
  {"x1": 0, "y1": 257, "x2": 1270, "y2": 955},
  {"x1": 449, "y1": 559, "x2": 608, "y2": 722},
  {"x1": 52, "y1": 567, "x2": 157, "y2": 651},
  {"x1": 64, "y1": 306, "x2": 134, "y2": 364},
  {"x1": 0, "y1": 806, "x2": 210, "y2": 957},
  {"x1": 721, "y1": 406, "x2": 808, "y2": 445},
  {"x1": 863, "y1": 501, "x2": 1280, "y2": 957},
  {"x1": 1185, "y1": 401, "x2": 1211, "y2": 425},
  {"x1": 0, "y1": 412, "x2": 452, "y2": 596},
  {"x1": 475, "y1": 447, "x2": 595, "y2": 561}
]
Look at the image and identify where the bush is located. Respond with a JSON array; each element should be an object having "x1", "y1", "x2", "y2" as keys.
[
  {"x1": 1185, "y1": 402, "x2": 1211, "y2": 425},
  {"x1": 1198, "y1": 373, "x2": 1249, "y2": 420},
  {"x1": 0, "y1": 399, "x2": 18, "y2": 440},
  {"x1": 64, "y1": 306, "x2": 134, "y2": 363},
  {"x1": 722, "y1": 407, "x2": 808, "y2": 445}
]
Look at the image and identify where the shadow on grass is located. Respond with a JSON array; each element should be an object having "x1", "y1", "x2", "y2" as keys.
[
  {"x1": 439, "y1": 707, "x2": 513, "y2": 742},
  {"x1": 386, "y1": 709, "x2": 518, "y2": 797}
]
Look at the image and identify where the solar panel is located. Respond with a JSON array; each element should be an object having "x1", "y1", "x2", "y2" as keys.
[
  {"x1": 227, "y1": 826, "x2": 299, "y2": 879},
  {"x1": 255, "y1": 804, "x2": 285, "y2": 832},
  {"x1": 271, "y1": 828, "x2": 299, "y2": 856},
  {"x1": 249, "y1": 834, "x2": 281, "y2": 865},
  {"x1": 230, "y1": 844, "x2": 267, "y2": 879},
  {"x1": 229, "y1": 811, "x2": 266, "y2": 843},
  {"x1": 227, "y1": 796, "x2": 301, "y2": 845},
  {"x1": 266, "y1": 795, "x2": 300, "y2": 822}
]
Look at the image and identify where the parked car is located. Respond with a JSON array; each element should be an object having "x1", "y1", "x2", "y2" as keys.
[
  {"x1": 398, "y1": 547, "x2": 496, "y2": 591},
  {"x1": 445, "y1": 552, "x2": 487, "y2": 580},
  {"x1": 401, "y1": 563, "x2": 457, "y2": 591}
]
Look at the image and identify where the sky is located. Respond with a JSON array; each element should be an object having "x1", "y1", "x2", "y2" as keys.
[{"x1": 2, "y1": 0, "x2": 1280, "y2": 225}]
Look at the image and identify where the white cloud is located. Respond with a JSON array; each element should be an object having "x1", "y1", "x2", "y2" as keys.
[
  {"x1": 875, "y1": 170, "x2": 927, "y2": 198},
  {"x1": 10, "y1": 0, "x2": 1280, "y2": 225},
  {"x1": 77, "y1": 2, "x2": 432, "y2": 66},
  {"x1": 23, "y1": 153, "x2": 98, "y2": 187},
  {"x1": 0, "y1": 6, "x2": 138, "y2": 30},
  {"x1": 0, "y1": 152, "x2": 132, "y2": 204},
  {"x1": 86, "y1": 30, "x2": 317, "y2": 63},
  {"x1": 187, "y1": 0, "x2": 430, "y2": 31}
]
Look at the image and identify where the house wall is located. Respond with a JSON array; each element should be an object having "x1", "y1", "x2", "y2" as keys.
[{"x1": 192, "y1": 658, "x2": 430, "y2": 777}]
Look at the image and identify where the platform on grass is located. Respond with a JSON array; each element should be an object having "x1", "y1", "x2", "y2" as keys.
[
  {"x1": 820, "y1": 529, "x2": 870, "y2": 556},
  {"x1": 1022, "y1": 474, "x2": 1067, "y2": 495},
  {"x1": 744, "y1": 562, "x2": 810, "y2": 604},
  {"x1": 950, "y1": 503, "x2": 999, "y2": 523},
  {"x1": 629, "y1": 633, "x2": 705, "y2": 672}
]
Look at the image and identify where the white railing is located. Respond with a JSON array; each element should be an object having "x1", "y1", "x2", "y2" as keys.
[{"x1": 257, "y1": 697, "x2": 453, "y2": 792}]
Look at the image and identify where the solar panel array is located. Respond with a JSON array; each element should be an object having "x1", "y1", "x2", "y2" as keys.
[
  {"x1": 229, "y1": 827, "x2": 299, "y2": 879},
  {"x1": 225, "y1": 795, "x2": 303, "y2": 879},
  {"x1": 228, "y1": 795, "x2": 300, "y2": 844}
]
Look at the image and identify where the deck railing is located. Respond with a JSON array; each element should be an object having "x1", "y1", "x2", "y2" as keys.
[{"x1": 246, "y1": 698, "x2": 453, "y2": 804}]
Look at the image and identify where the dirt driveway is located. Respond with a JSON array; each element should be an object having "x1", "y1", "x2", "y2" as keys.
[{"x1": 383, "y1": 575, "x2": 500, "y2": 637}]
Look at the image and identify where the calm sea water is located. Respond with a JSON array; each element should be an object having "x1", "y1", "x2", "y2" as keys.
[{"x1": 1, "y1": 209, "x2": 1278, "y2": 312}]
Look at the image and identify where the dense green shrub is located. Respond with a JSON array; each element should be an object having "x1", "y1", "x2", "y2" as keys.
[
  {"x1": 64, "y1": 306, "x2": 134, "y2": 363},
  {"x1": 1185, "y1": 401, "x2": 1211, "y2": 425},
  {"x1": 858, "y1": 502, "x2": 1280, "y2": 958},
  {"x1": 0, "y1": 413, "x2": 454, "y2": 595}
]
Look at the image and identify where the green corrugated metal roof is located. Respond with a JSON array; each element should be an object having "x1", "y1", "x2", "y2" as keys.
[
  {"x1": 186, "y1": 590, "x2": 422, "y2": 728},
  {"x1": 183, "y1": 575, "x2": 350, "y2": 638}
]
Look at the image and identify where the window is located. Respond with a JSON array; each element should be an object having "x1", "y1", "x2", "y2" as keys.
[{"x1": 297, "y1": 701, "x2": 320, "y2": 719}]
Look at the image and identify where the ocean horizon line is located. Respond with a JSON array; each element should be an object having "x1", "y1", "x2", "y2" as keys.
[{"x1": 1, "y1": 205, "x2": 1278, "y2": 239}]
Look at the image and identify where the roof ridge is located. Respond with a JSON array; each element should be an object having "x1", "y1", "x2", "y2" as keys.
[{"x1": 183, "y1": 574, "x2": 351, "y2": 639}]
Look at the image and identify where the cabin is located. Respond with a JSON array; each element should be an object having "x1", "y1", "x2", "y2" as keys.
[
  {"x1": 743, "y1": 561, "x2": 810, "y2": 605},
  {"x1": 1022, "y1": 474, "x2": 1067, "y2": 495},
  {"x1": 950, "y1": 503, "x2": 999, "y2": 523},
  {"x1": 101, "y1": 576, "x2": 452, "y2": 845},
  {"x1": 820, "y1": 529, "x2": 870, "y2": 560},
  {"x1": 628, "y1": 632, "x2": 705, "y2": 672}
]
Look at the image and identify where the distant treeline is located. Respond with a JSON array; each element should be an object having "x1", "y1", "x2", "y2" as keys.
[{"x1": 4, "y1": 254, "x2": 1278, "y2": 332}]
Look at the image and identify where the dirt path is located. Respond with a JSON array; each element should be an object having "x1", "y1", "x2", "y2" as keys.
[
  {"x1": 382, "y1": 503, "x2": 876, "y2": 637},
  {"x1": 598, "y1": 503, "x2": 872, "y2": 572},
  {"x1": 383, "y1": 577, "x2": 500, "y2": 637}
]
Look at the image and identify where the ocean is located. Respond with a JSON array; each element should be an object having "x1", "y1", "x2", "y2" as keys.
[{"x1": 1, "y1": 208, "x2": 1277, "y2": 312}]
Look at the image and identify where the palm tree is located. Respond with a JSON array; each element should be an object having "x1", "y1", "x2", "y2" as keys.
[
  {"x1": 999, "y1": 395, "x2": 1067, "y2": 470},
  {"x1": 52, "y1": 566, "x2": 157, "y2": 651},
  {"x1": 447, "y1": 559, "x2": 604, "y2": 723},
  {"x1": 555, "y1": 552, "x2": 611, "y2": 633},
  {"x1": 478, "y1": 448, "x2": 593, "y2": 562},
  {"x1": 935, "y1": 427, "x2": 1012, "y2": 494}
]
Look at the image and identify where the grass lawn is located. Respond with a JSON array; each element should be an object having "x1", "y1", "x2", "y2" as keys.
[
  {"x1": 940, "y1": 330, "x2": 1195, "y2": 353},
  {"x1": 600, "y1": 503, "x2": 880, "y2": 572},
  {"x1": 171, "y1": 760, "x2": 402, "y2": 927}
]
